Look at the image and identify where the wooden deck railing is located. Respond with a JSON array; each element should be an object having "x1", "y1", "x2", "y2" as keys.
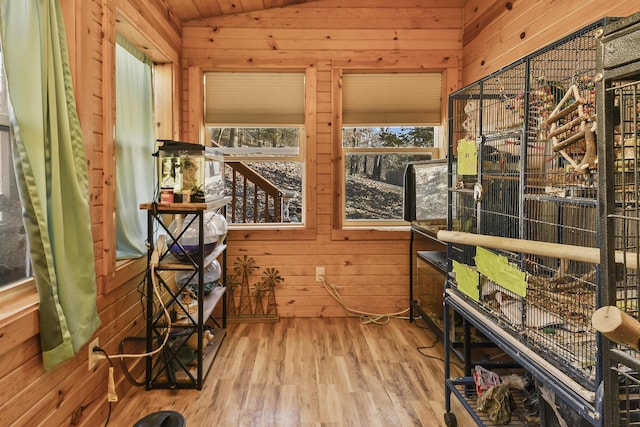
[{"x1": 226, "y1": 161, "x2": 290, "y2": 223}]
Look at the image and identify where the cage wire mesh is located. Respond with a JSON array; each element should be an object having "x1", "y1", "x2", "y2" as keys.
[
  {"x1": 614, "y1": 367, "x2": 640, "y2": 427},
  {"x1": 448, "y1": 24, "x2": 602, "y2": 389},
  {"x1": 520, "y1": 27, "x2": 600, "y2": 388},
  {"x1": 449, "y1": 82, "x2": 481, "y2": 266},
  {"x1": 608, "y1": 77, "x2": 640, "y2": 427},
  {"x1": 479, "y1": 62, "x2": 526, "y2": 240},
  {"x1": 612, "y1": 79, "x2": 640, "y2": 318}
]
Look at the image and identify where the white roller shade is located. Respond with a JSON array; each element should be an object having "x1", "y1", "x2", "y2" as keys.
[
  {"x1": 205, "y1": 72, "x2": 305, "y2": 126},
  {"x1": 342, "y1": 73, "x2": 442, "y2": 126}
]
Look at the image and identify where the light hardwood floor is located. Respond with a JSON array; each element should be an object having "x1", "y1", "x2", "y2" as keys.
[{"x1": 106, "y1": 317, "x2": 476, "y2": 426}]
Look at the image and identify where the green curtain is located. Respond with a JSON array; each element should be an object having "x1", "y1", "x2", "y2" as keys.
[
  {"x1": 0, "y1": 0, "x2": 100, "y2": 369},
  {"x1": 115, "y1": 35, "x2": 155, "y2": 259}
]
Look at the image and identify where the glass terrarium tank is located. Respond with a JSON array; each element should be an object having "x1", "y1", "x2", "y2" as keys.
[
  {"x1": 403, "y1": 159, "x2": 448, "y2": 224},
  {"x1": 155, "y1": 139, "x2": 225, "y2": 203}
]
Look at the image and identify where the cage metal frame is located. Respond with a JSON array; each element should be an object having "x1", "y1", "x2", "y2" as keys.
[
  {"x1": 444, "y1": 19, "x2": 610, "y2": 427},
  {"x1": 597, "y1": 11, "x2": 640, "y2": 427}
]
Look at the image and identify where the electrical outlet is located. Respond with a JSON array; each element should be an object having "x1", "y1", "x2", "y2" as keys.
[
  {"x1": 88, "y1": 337, "x2": 100, "y2": 371},
  {"x1": 315, "y1": 266, "x2": 325, "y2": 282}
]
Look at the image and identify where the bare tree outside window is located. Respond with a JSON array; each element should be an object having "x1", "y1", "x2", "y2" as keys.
[{"x1": 342, "y1": 126, "x2": 435, "y2": 222}]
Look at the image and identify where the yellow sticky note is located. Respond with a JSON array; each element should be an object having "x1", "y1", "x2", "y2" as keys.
[
  {"x1": 474, "y1": 247, "x2": 527, "y2": 297},
  {"x1": 457, "y1": 138, "x2": 478, "y2": 176},
  {"x1": 452, "y1": 260, "x2": 479, "y2": 301}
]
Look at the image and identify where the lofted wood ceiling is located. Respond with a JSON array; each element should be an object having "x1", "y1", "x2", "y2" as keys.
[{"x1": 163, "y1": 0, "x2": 319, "y2": 24}]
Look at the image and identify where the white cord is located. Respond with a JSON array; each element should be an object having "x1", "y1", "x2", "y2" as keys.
[
  {"x1": 320, "y1": 275, "x2": 409, "y2": 325},
  {"x1": 100, "y1": 264, "x2": 172, "y2": 360},
  {"x1": 127, "y1": 264, "x2": 172, "y2": 356},
  {"x1": 94, "y1": 240, "x2": 172, "y2": 361}
]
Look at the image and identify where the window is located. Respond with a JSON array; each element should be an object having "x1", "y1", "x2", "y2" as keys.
[
  {"x1": 0, "y1": 49, "x2": 31, "y2": 287},
  {"x1": 341, "y1": 72, "x2": 442, "y2": 225},
  {"x1": 114, "y1": 36, "x2": 155, "y2": 258},
  {"x1": 205, "y1": 72, "x2": 305, "y2": 225},
  {"x1": 108, "y1": 15, "x2": 179, "y2": 279}
]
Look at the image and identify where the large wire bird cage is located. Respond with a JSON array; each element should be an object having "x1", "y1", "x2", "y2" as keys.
[
  {"x1": 447, "y1": 21, "x2": 603, "y2": 396},
  {"x1": 597, "y1": 12, "x2": 640, "y2": 427}
]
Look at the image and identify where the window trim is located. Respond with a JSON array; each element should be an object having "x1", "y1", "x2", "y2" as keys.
[
  {"x1": 0, "y1": 125, "x2": 9, "y2": 198},
  {"x1": 0, "y1": 278, "x2": 38, "y2": 324},
  {"x1": 102, "y1": 5, "x2": 181, "y2": 291},
  {"x1": 0, "y1": 44, "x2": 10, "y2": 201},
  {"x1": 0, "y1": 43, "x2": 34, "y2": 298},
  {"x1": 209, "y1": 126, "x2": 306, "y2": 228},
  {"x1": 191, "y1": 64, "x2": 318, "y2": 241},
  {"x1": 209, "y1": 125, "x2": 305, "y2": 162},
  {"x1": 333, "y1": 67, "x2": 446, "y2": 235}
]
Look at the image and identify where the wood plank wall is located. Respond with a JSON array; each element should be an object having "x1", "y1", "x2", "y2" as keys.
[
  {"x1": 0, "y1": 1, "x2": 639, "y2": 426},
  {"x1": 0, "y1": 1, "x2": 179, "y2": 426},
  {"x1": 181, "y1": 0, "x2": 463, "y2": 318},
  {"x1": 462, "y1": 0, "x2": 640, "y2": 86}
]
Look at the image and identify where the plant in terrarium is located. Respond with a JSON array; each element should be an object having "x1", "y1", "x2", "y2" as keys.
[
  {"x1": 160, "y1": 158, "x2": 179, "y2": 188},
  {"x1": 180, "y1": 156, "x2": 205, "y2": 201},
  {"x1": 180, "y1": 157, "x2": 198, "y2": 189}
]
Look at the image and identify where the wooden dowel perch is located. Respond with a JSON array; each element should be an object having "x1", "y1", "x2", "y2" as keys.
[
  {"x1": 592, "y1": 306, "x2": 640, "y2": 351},
  {"x1": 548, "y1": 115, "x2": 589, "y2": 139},
  {"x1": 551, "y1": 130, "x2": 585, "y2": 152},
  {"x1": 575, "y1": 126, "x2": 597, "y2": 174},
  {"x1": 436, "y1": 230, "x2": 638, "y2": 270},
  {"x1": 438, "y1": 230, "x2": 599, "y2": 263},
  {"x1": 544, "y1": 98, "x2": 585, "y2": 126},
  {"x1": 544, "y1": 84, "x2": 585, "y2": 127}
]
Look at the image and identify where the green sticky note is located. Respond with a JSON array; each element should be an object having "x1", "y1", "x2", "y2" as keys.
[
  {"x1": 457, "y1": 138, "x2": 477, "y2": 176},
  {"x1": 474, "y1": 247, "x2": 527, "y2": 297},
  {"x1": 452, "y1": 260, "x2": 479, "y2": 301}
]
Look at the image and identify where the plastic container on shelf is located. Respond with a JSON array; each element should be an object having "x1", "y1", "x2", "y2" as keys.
[
  {"x1": 167, "y1": 212, "x2": 227, "y2": 262},
  {"x1": 176, "y1": 259, "x2": 222, "y2": 295},
  {"x1": 209, "y1": 212, "x2": 227, "y2": 246}
]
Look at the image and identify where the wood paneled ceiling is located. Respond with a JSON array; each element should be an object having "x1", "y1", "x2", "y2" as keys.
[{"x1": 164, "y1": 0, "x2": 318, "y2": 24}]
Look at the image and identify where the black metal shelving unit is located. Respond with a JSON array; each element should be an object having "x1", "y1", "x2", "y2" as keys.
[{"x1": 141, "y1": 197, "x2": 229, "y2": 390}]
